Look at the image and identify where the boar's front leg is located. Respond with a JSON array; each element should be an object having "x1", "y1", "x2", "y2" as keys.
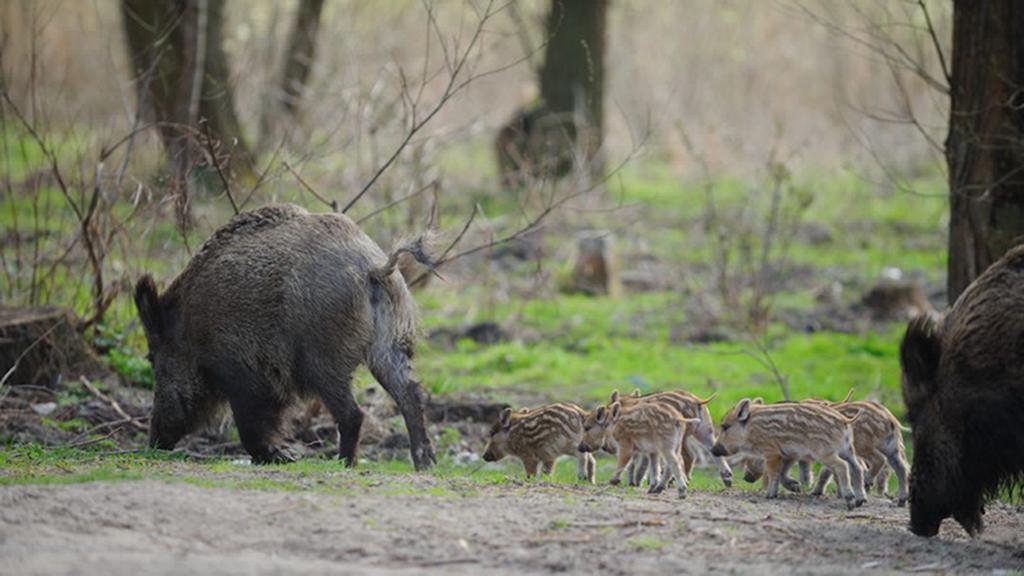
[
  {"x1": 227, "y1": 393, "x2": 297, "y2": 465},
  {"x1": 368, "y1": 349, "x2": 436, "y2": 471}
]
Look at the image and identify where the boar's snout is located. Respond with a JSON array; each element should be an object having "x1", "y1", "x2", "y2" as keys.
[
  {"x1": 482, "y1": 450, "x2": 497, "y2": 462},
  {"x1": 577, "y1": 442, "x2": 592, "y2": 453},
  {"x1": 711, "y1": 443, "x2": 729, "y2": 457},
  {"x1": 743, "y1": 469, "x2": 760, "y2": 483}
]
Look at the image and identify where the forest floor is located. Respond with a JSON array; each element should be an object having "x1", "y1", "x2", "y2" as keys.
[{"x1": 3, "y1": 464, "x2": 1024, "y2": 575}]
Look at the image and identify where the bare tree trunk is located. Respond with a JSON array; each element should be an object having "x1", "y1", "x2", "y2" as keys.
[
  {"x1": 496, "y1": 0, "x2": 608, "y2": 187},
  {"x1": 947, "y1": 1, "x2": 1024, "y2": 302},
  {"x1": 121, "y1": 0, "x2": 253, "y2": 224},
  {"x1": 279, "y1": 0, "x2": 325, "y2": 118},
  {"x1": 258, "y1": 0, "x2": 326, "y2": 149}
]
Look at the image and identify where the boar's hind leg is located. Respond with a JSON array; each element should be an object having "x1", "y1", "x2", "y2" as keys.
[
  {"x1": 368, "y1": 350, "x2": 436, "y2": 471},
  {"x1": 316, "y1": 375, "x2": 364, "y2": 468}
]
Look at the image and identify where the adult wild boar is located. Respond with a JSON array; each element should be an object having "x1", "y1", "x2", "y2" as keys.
[
  {"x1": 900, "y1": 244, "x2": 1024, "y2": 537},
  {"x1": 134, "y1": 204, "x2": 436, "y2": 470}
]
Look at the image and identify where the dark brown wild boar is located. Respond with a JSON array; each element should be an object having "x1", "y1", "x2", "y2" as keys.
[
  {"x1": 134, "y1": 204, "x2": 436, "y2": 470},
  {"x1": 900, "y1": 245, "x2": 1024, "y2": 537}
]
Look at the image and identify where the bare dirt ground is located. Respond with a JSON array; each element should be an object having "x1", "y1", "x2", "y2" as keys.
[{"x1": 2, "y1": 473, "x2": 1022, "y2": 575}]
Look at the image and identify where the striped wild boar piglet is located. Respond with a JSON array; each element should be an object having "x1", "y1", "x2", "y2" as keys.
[
  {"x1": 610, "y1": 389, "x2": 733, "y2": 487},
  {"x1": 482, "y1": 403, "x2": 596, "y2": 482},
  {"x1": 712, "y1": 399, "x2": 867, "y2": 509},
  {"x1": 578, "y1": 401, "x2": 700, "y2": 498},
  {"x1": 900, "y1": 245, "x2": 1024, "y2": 537},
  {"x1": 135, "y1": 204, "x2": 436, "y2": 470},
  {"x1": 810, "y1": 400, "x2": 909, "y2": 506}
]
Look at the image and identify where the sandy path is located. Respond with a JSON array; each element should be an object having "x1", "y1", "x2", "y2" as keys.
[{"x1": 1, "y1": 476, "x2": 1022, "y2": 575}]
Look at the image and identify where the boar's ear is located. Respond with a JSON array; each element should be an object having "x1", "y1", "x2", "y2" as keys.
[
  {"x1": 134, "y1": 275, "x2": 164, "y2": 339},
  {"x1": 499, "y1": 407, "x2": 513, "y2": 429},
  {"x1": 609, "y1": 402, "x2": 621, "y2": 422},
  {"x1": 736, "y1": 399, "x2": 752, "y2": 423},
  {"x1": 610, "y1": 390, "x2": 620, "y2": 404},
  {"x1": 900, "y1": 314, "x2": 943, "y2": 409}
]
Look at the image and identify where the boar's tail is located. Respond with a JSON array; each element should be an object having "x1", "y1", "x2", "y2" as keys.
[
  {"x1": 843, "y1": 408, "x2": 866, "y2": 425},
  {"x1": 370, "y1": 235, "x2": 435, "y2": 283},
  {"x1": 697, "y1": 392, "x2": 718, "y2": 405},
  {"x1": 837, "y1": 388, "x2": 855, "y2": 405}
]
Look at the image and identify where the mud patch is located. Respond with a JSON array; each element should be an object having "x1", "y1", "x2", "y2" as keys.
[{"x1": 1, "y1": 476, "x2": 1021, "y2": 575}]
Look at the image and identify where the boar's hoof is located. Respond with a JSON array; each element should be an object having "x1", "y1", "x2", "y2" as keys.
[
  {"x1": 252, "y1": 445, "x2": 300, "y2": 465},
  {"x1": 895, "y1": 497, "x2": 907, "y2": 508},
  {"x1": 721, "y1": 472, "x2": 733, "y2": 488},
  {"x1": 677, "y1": 488, "x2": 688, "y2": 500},
  {"x1": 648, "y1": 484, "x2": 665, "y2": 495},
  {"x1": 609, "y1": 477, "x2": 622, "y2": 486}
]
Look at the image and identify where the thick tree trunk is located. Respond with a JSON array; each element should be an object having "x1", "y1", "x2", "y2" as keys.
[
  {"x1": 496, "y1": 0, "x2": 608, "y2": 187},
  {"x1": 947, "y1": 1, "x2": 1024, "y2": 302},
  {"x1": 121, "y1": 0, "x2": 253, "y2": 210},
  {"x1": 539, "y1": 0, "x2": 606, "y2": 144}
]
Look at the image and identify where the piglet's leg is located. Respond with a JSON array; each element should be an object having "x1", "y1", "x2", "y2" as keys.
[
  {"x1": 522, "y1": 458, "x2": 540, "y2": 479},
  {"x1": 610, "y1": 443, "x2": 634, "y2": 486},
  {"x1": 647, "y1": 454, "x2": 664, "y2": 494},
  {"x1": 665, "y1": 451, "x2": 688, "y2": 499},
  {"x1": 763, "y1": 454, "x2": 783, "y2": 499},
  {"x1": 541, "y1": 460, "x2": 556, "y2": 476}
]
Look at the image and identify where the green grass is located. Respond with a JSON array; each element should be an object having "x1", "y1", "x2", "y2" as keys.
[
  {"x1": 627, "y1": 536, "x2": 671, "y2": 550},
  {"x1": 1, "y1": 135, "x2": 950, "y2": 492}
]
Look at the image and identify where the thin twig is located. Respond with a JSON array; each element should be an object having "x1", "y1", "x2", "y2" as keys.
[
  {"x1": 283, "y1": 161, "x2": 338, "y2": 212},
  {"x1": 79, "y1": 376, "x2": 147, "y2": 431},
  {"x1": 200, "y1": 118, "x2": 239, "y2": 215}
]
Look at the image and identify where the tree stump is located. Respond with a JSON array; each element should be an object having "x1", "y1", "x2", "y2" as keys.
[
  {"x1": 0, "y1": 306, "x2": 101, "y2": 388},
  {"x1": 566, "y1": 231, "x2": 621, "y2": 297},
  {"x1": 861, "y1": 281, "x2": 933, "y2": 321}
]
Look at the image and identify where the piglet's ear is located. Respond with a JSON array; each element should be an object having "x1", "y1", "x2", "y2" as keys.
[
  {"x1": 609, "y1": 401, "x2": 621, "y2": 422},
  {"x1": 751, "y1": 397, "x2": 764, "y2": 405},
  {"x1": 736, "y1": 399, "x2": 752, "y2": 423},
  {"x1": 595, "y1": 406, "x2": 608, "y2": 425},
  {"x1": 630, "y1": 389, "x2": 642, "y2": 398},
  {"x1": 610, "y1": 390, "x2": 620, "y2": 404},
  {"x1": 499, "y1": 407, "x2": 513, "y2": 429}
]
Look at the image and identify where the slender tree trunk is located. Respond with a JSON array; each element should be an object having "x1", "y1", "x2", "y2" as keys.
[
  {"x1": 279, "y1": 0, "x2": 325, "y2": 117},
  {"x1": 947, "y1": 1, "x2": 1024, "y2": 302},
  {"x1": 495, "y1": 0, "x2": 608, "y2": 187},
  {"x1": 121, "y1": 0, "x2": 253, "y2": 222},
  {"x1": 258, "y1": 0, "x2": 326, "y2": 149}
]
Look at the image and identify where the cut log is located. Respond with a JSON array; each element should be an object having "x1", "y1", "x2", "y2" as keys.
[
  {"x1": 566, "y1": 231, "x2": 621, "y2": 297},
  {"x1": 0, "y1": 306, "x2": 101, "y2": 388}
]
